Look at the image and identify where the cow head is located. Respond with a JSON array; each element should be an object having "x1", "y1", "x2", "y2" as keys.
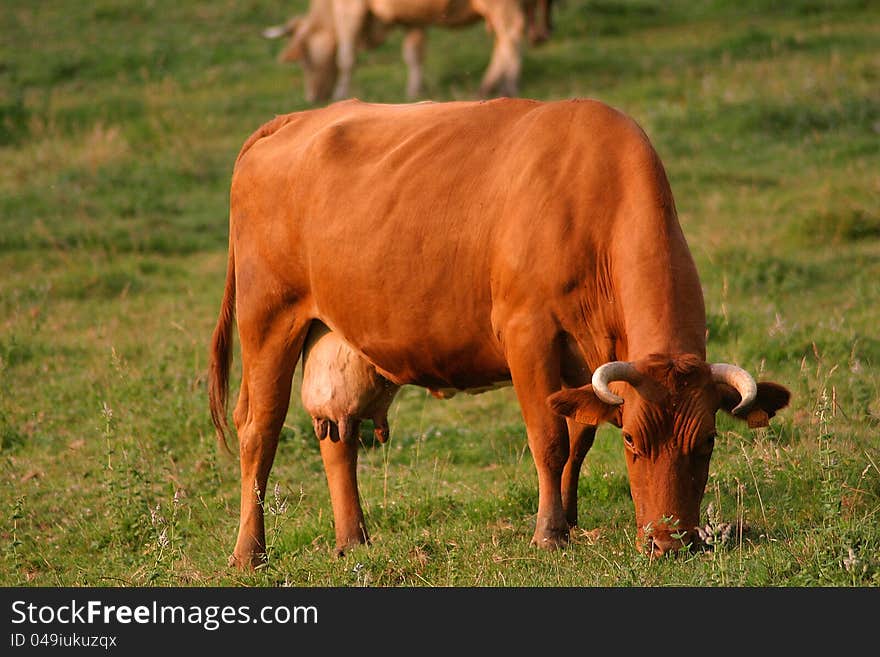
[
  {"x1": 271, "y1": 16, "x2": 339, "y2": 104},
  {"x1": 548, "y1": 354, "x2": 790, "y2": 556}
]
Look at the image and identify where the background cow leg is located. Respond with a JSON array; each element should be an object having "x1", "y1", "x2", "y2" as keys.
[
  {"x1": 318, "y1": 431, "x2": 369, "y2": 555},
  {"x1": 527, "y1": 0, "x2": 552, "y2": 45},
  {"x1": 523, "y1": 0, "x2": 537, "y2": 44},
  {"x1": 503, "y1": 325, "x2": 570, "y2": 548},
  {"x1": 229, "y1": 311, "x2": 310, "y2": 569},
  {"x1": 331, "y1": 0, "x2": 368, "y2": 100},
  {"x1": 402, "y1": 28, "x2": 426, "y2": 100},
  {"x1": 562, "y1": 420, "x2": 596, "y2": 527},
  {"x1": 478, "y1": 1, "x2": 524, "y2": 97}
]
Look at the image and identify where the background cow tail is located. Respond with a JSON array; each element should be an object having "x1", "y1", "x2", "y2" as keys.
[{"x1": 209, "y1": 244, "x2": 236, "y2": 456}]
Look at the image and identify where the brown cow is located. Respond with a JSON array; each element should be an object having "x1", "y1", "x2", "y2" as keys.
[
  {"x1": 300, "y1": 322, "x2": 399, "y2": 553},
  {"x1": 262, "y1": 0, "x2": 527, "y2": 102},
  {"x1": 209, "y1": 97, "x2": 790, "y2": 569}
]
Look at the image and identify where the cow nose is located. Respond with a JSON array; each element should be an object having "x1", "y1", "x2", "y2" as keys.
[
  {"x1": 647, "y1": 535, "x2": 676, "y2": 556},
  {"x1": 647, "y1": 529, "x2": 701, "y2": 556}
]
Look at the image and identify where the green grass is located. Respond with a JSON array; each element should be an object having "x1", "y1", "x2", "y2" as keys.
[{"x1": 1, "y1": 0, "x2": 878, "y2": 586}]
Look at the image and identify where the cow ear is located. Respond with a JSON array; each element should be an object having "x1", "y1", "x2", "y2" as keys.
[
  {"x1": 719, "y1": 381, "x2": 791, "y2": 428},
  {"x1": 277, "y1": 18, "x2": 311, "y2": 62},
  {"x1": 279, "y1": 36, "x2": 305, "y2": 62},
  {"x1": 547, "y1": 385, "x2": 619, "y2": 426}
]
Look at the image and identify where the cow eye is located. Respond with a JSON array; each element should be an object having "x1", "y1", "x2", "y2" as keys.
[{"x1": 622, "y1": 433, "x2": 641, "y2": 458}]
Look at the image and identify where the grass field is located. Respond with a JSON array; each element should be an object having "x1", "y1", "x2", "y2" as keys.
[{"x1": 1, "y1": 0, "x2": 878, "y2": 587}]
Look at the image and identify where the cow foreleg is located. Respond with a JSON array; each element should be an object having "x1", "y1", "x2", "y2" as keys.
[
  {"x1": 562, "y1": 420, "x2": 596, "y2": 527},
  {"x1": 319, "y1": 431, "x2": 369, "y2": 555},
  {"x1": 230, "y1": 311, "x2": 309, "y2": 570},
  {"x1": 402, "y1": 29, "x2": 426, "y2": 100},
  {"x1": 504, "y1": 326, "x2": 570, "y2": 548},
  {"x1": 332, "y1": 0, "x2": 369, "y2": 100}
]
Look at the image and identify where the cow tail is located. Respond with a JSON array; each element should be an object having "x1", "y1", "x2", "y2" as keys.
[
  {"x1": 210, "y1": 113, "x2": 296, "y2": 455},
  {"x1": 209, "y1": 242, "x2": 236, "y2": 457}
]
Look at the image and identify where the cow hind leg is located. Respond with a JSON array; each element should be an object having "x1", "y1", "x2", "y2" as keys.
[
  {"x1": 331, "y1": 0, "x2": 368, "y2": 100},
  {"x1": 318, "y1": 428, "x2": 369, "y2": 555},
  {"x1": 527, "y1": 0, "x2": 552, "y2": 45},
  {"x1": 229, "y1": 311, "x2": 310, "y2": 570},
  {"x1": 402, "y1": 29, "x2": 426, "y2": 100},
  {"x1": 479, "y1": 3, "x2": 524, "y2": 97}
]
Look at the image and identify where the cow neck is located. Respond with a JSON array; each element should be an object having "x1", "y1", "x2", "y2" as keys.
[{"x1": 607, "y1": 214, "x2": 707, "y2": 363}]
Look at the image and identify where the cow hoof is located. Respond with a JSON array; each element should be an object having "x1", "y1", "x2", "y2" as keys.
[
  {"x1": 227, "y1": 552, "x2": 266, "y2": 570},
  {"x1": 333, "y1": 528, "x2": 370, "y2": 557},
  {"x1": 530, "y1": 531, "x2": 569, "y2": 550},
  {"x1": 333, "y1": 545, "x2": 363, "y2": 558},
  {"x1": 334, "y1": 537, "x2": 369, "y2": 558}
]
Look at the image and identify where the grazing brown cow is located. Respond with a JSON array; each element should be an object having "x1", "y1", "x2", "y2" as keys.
[
  {"x1": 209, "y1": 97, "x2": 790, "y2": 569},
  {"x1": 300, "y1": 322, "x2": 399, "y2": 553},
  {"x1": 262, "y1": 0, "x2": 527, "y2": 102}
]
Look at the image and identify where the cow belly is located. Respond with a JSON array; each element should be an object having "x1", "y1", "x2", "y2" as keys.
[
  {"x1": 312, "y1": 311, "x2": 511, "y2": 391},
  {"x1": 369, "y1": 0, "x2": 479, "y2": 26},
  {"x1": 430, "y1": 380, "x2": 512, "y2": 399}
]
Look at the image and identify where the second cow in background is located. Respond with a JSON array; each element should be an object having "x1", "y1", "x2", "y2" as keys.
[{"x1": 263, "y1": 0, "x2": 549, "y2": 102}]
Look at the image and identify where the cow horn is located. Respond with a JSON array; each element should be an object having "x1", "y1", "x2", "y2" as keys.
[
  {"x1": 262, "y1": 16, "x2": 301, "y2": 40},
  {"x1": 591, "y1": 361, "x2": 641, "y2": 406},
  {"x1": 710, "y1": 363, "x2": 757, "y2": 415}
]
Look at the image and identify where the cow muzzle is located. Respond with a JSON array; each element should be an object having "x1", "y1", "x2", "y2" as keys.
[{"x1": 642, "y1": 526, "x2": 704, "y2": 557}]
